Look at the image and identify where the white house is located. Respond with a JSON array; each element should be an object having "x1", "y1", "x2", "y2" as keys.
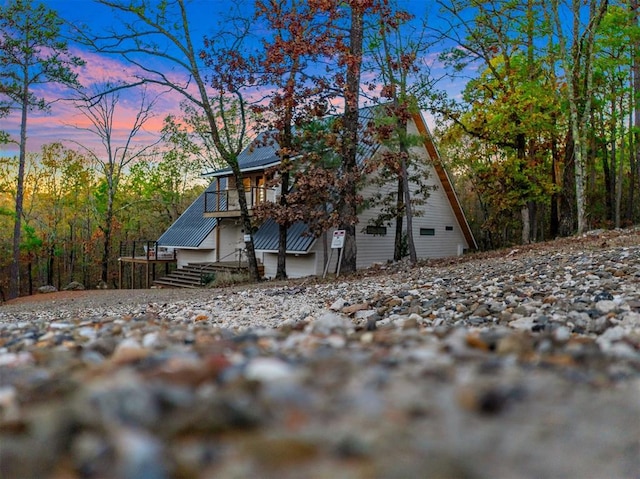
[{"x1": 158, "y1": 107, "x2": 477, "y2": 279}]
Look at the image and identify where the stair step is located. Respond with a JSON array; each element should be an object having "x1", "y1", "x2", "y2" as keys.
[
  {"x1": 157, "y1": 276, "x2": 202, "y2": 285},
  {"x1": 153, "y1": 279, "x2": 198, "y2": 289},
  {"x1": 153, "y1": 262, "x2": 262, "y2": 289}
]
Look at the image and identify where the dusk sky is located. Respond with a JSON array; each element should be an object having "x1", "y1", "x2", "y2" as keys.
[{"x1": 0, "y1": 0, "x2": 454, "y2": 160}]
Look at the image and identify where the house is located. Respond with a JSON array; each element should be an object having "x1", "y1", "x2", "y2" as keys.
[{"x1": 157, "y1": 107, "x2": 477, "y2": 279}]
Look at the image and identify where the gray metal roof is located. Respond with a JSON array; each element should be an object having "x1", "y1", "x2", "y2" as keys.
[
  {"x1": 205, "y1": 106, "x2": 383, "y2": 177},
  {"x1": 157, "y1": 181, "x2": 221, "y2": 248},
  {"x1": 204, "y1": 131, "x2": 281, "y2": 177},
  {"x1": 252, "y1": 219, "x2": 316, "y2": 253}
]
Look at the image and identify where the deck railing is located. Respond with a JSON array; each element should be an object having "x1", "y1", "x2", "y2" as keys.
[
  {"x1": 204, "y1": 187, "x2": 273, "y2": 214},
  {"x1": 119, "y1": 241, "x2": 176, "y2": 261}
]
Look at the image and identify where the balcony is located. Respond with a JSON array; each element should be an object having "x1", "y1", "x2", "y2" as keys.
[{"x1": 204, "y1": 186, "x2": 275, "y2": 218}]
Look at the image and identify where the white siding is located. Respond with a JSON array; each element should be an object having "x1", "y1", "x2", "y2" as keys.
[
  {"x1": 199, "y1": 226, "x2": 217, "y2": 249},
  {"x1": 311, "y1": 232, "x2": 350, "y2": 277},
  {"x1": 356, "y1": 180, "x2": 400, "y2": 269},
  {"x1": 217, "y1": 220, "x2": 244, "y2": 262},
  {"x1": 176, "y1": 249, "x2": 216, "y2": 268},
  {"x1": 355, "y1": 120, "x2": 469, "y2": 267},
  {"x1": 262, "y1": 252, "x2": 318, "y2": 279}
]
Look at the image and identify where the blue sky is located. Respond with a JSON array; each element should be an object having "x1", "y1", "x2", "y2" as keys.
[{"x1": 0, "y1": 0, "x2": 459, "y2": 159}]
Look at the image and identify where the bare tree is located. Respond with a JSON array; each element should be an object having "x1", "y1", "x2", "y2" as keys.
[
  {"x1": 75, "y1": 0, "x2": 262, "y2": 281},
  {"x1": 73, "y1": 85, "x2": 160, "y2": 285}
]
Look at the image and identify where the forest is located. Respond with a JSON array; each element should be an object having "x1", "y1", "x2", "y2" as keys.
[{"x1": 1, "y1": 0, "x2": 639, "y2": 299}]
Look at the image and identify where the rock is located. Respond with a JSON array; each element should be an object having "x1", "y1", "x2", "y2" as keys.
[
  {"x1": 329, "y1": 298, "x2": 346, "y2": 311},
  {"x1": 111, "y1": 338, "x2": 149, "y2": 364},
  {"x1": 37, "y1": 285, "x2": 57, "y2": 294},
  {"x1": 311, "y1": 311, "x2": 353, "y2": 335},
  {"x1": 509, "y1": 316, "x2": 536, "y2": 331},
  {"x1": 595, "y1": 300, "x2": 616, "y2": 314},
  {"x1": 342, "y1": 302, "x2": 370, "y2": 315},
  {"x1": 244, "y1": 357, "x2": 296, "y2": 382},
  {"x1": 1, "y1": 228, "x2": 640, "y2": 479},
  {"x1": 63, "y1": 281, "x2": 85, "y2": 291}
]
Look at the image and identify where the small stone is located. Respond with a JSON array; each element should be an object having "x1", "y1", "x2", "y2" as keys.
[
  {"x1": 244, "y1": 357, "x2": 296, "y2": 382},
  {"x1": 329, "y1": 298, "x2": 347, "y2": 311},
  {"x1": 553, "y1": 326, "x2": 571, "y2": 342},
  {"x1": 594, "y1": 291, "x2": 614, "y2": 302},
  {"x1": 311, "y1": 311, "x2": 352, "y2": 335},
  {"x1": 595, "y1": 300, "x2": 616, "y2": 314},
  {"x1": 111, "y1": 338, "x2": 148, "y2": 364},
  {"x1": 342, "y1": 302, "x2": 369, "y2": 315},
  {"x1": 472, "y1": 305, "x2": 491, "y2": 317},
  {"x1": 509, "y1": 316, "x2": 535, "y2": 331}
]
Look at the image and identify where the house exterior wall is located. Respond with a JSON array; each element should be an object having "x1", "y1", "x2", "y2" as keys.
[
  {"x1": 262, "y1": 252, "x2": 318, "y2": 279},
  {"x1": 217, "y1": 219, "x2": 244, "y2": 262},
  {"x1": 174, "y1": 227, "x2": 217, "y2": 268},
  {"x1": 354, "y1": 137, "x2": 468, "y2": 269},
  {"x1": 176, "y1": 249, "x2": 217, "y2": 268}
]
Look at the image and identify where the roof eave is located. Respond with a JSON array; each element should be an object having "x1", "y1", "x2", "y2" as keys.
[{"x1": 203, "y1": 160, "x2": 282, "y2": 178}]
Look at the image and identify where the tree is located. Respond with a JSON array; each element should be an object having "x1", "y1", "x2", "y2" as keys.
[
  {"x1": 77, "y1": 0, "x2": 262, "y2": 281},
  {"x1": 431, "y1": 0, "x2": 559, "y2": 244},
  {"x1": 550, "y1": 0, "x2": 608, "y2": 234},
  {"x1": 334, "y1": 0, "x2": 367, "y2": 274},
  {"x1": 74, "y1": 85, "x2": 160, "y2": 285},
  {"x1": 250, "y1": 0, "x2": 336, "y2": 279},
  {"x1": 632, "y1": 0, "x2": 640, "y2": 223},
  {"x1": 0, "y1": 0, "x2": 84, "y2": 298},
  {"x1": 366, "y1": 4, "x2": 434, "y2": 262}
]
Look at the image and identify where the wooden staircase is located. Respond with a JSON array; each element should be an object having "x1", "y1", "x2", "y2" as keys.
[{"x1": 153, "y1": 262, "x2": 263, "y2": 289}]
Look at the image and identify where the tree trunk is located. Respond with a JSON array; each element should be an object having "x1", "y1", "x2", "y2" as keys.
[
  {"x1": 632, "y1": 0, "x2": 640, "y2": 223},
  {"x1": 276, "y1": 167, "x2": 290, "y2": 280},
  {"x1": 394, "y1": 176, "x2": 404, "y2": 261},
  {"x1": 521, "y1": 205, "x2": 531, "y2": 245},
  {"x1": 339, "y1": 4, "x2": 364, "y2": 274},
  {"x1": 232, "y1": 167, "x2": 261, "y2": 281},
  {"x1": 550, "y1": 134, "x2": 560, "y2": 238},
  {"x1": 9, "y1": 79, "x2": 30, "y2": 299},
  {"x1": 560, "y1": 131, "x2": 576, "y2": 236},
  {"x1": 401, "y1": 155, "x2": 417, "y2": 263}
]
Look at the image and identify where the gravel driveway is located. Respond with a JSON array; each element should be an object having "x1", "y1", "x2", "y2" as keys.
[{"x1": 1, "y1": 228, "x2": 639, "y2": 478}]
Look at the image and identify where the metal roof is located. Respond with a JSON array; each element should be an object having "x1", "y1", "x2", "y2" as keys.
[
  {"x1": 204, "y1": 106, "x2": 383, "y2": 177},
  {"x1": 252, "y1": 219, "x2": 316, "y2": 253},
  {"x1": 157, "y1": 181, "x2": 221, "y2": 248},
  {"x1": 204, "y1": 131, "x2": 281, "y2": 177}
]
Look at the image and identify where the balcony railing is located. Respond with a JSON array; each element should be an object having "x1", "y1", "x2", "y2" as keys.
[
  {"x1": 119, "y1": 241, "x2": 176, "y2": 261},
  {"x1": 204, "y1": 186, "x2": 274, "y2": 217}
]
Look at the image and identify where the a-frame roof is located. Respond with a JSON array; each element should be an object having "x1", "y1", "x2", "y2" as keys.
[
  {"x1": 412, "y1": 111, "x2": 478, "y2": 250},
  {"x1": 157, "y1": 181, "x2": 220, "y2": 248}
]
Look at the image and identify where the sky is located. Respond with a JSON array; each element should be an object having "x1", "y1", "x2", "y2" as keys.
[{"x1": 0, "y1": 0, "x2": 459, "y2": 160}]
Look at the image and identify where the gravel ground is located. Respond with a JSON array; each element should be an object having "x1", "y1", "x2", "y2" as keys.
[{"x1": 1, "y1": 228, "x2": 639, "y2": 479}]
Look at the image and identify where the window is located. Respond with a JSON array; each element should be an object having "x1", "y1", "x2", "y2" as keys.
[
  {"x1": 366, "y1": 225, "x2": 387, "y2": 236},
  {"x1": 445, "y1": 226, "x2": 453, "y2": 231},
  {"x1": 256, "y1": 176, "x2": 266, "y2": 203},
  {"x1": 420, "y1": 228, "x2": 435, "y2": 236}
]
